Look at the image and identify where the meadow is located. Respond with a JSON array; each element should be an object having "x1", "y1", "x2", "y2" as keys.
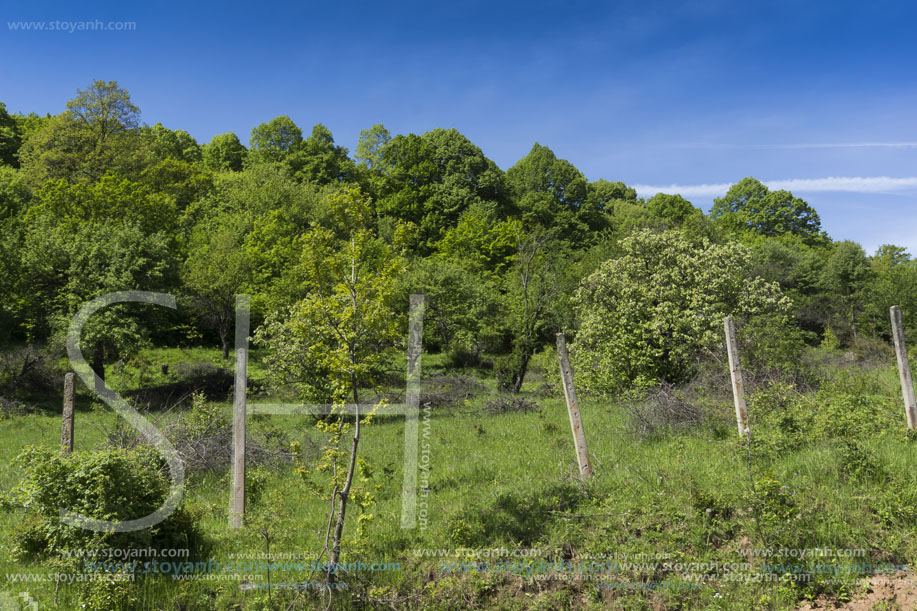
[{"x1": 2, "y1": 340, "x2": 916, "y2": 610}]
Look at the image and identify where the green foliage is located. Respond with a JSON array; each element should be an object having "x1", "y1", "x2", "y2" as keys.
[
  {"x1": 28, "y1": 173, "x2": 179, "y2": 235},
  {"x1": 821, "y1": 240, "x2": 873, "y2": 343},
  {"x1": 864, "y1": 246, "x2": 917, "y2": 343},
  {"x1": 256, "y1": 190, "x2": 402, "y2": 403},
  {"x1": 401, "y1": 257, "x2": 502, "y2": 353},
  {"x1": 355, "y1": 123, "x2": 391, "y2": 170},
  {"x1": 201, "y1": 132, "x2": 247, "y2": 171},
  {"x1": 748, "y1": 235, "x2": 828, "y2": 338},
  {"x1": 286, "y1": 123, "x2": 355, "y2": 185},
  {"x1": 572, "y1": 229, "x2": 793, "y2": 394},
  {"x1": 248, "y1": 115, "x2": 302, "y2": 164},
  {"x1": 20, "y1": 80, "x2": 143, "y2": 185},
  {"x1": 373, "y1": 128, "x2": 509, "y2": 249},
  {"x1": 646, "y1": 192, "x2": 701, "y2": 225},
  {"x1": 0, "y1": 165, "x2": 30, "y2": 221},
  {"x1": 4, "y1": 446, "x2": 199, "y2": 561},
  {"x1": 506, "y1": 143, "x2": 589, "y2": 238},
  {"x1": 0, "y1": 101, "x2": 23, "y2": 167},
  {"x1": 183, "y1": 214, "x2": 252, "y2": 358},
  {"x1": 711, "y1": 177, "x2": 825, "y2": 245},
  {"x1": 434, "y1": 204, "x2": 520, "y2": 276},
  {"x1": 140, "y1": 122, "x2": 201, "y2": 164},
  {"x1": 500, "y1": 230, "x2": 570, "y2": 393},
  {"x1": 17, "y1": 216, "x2": 175, "y2": 359}
]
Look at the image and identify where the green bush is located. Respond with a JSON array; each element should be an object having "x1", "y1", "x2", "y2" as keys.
[{"x1": 4, "y1": 445, "x2": 201, "y2": 562}]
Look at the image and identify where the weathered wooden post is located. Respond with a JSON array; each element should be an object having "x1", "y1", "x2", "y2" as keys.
[
  {"x1": 890, "y1": 306, "x2": 917, "y2": 430},
  {"x1": 230, "y1": 295, "x2": 250, "y2": 529},
  {"x1": 724, "y1": 316, "x2": 749, "y2": 437},
  {"x1": 61, "y1": 372, "x2": 75, "y2": 455},
  {"x1": 556, "y1": 332, "x2": 593, "y2": 478}
]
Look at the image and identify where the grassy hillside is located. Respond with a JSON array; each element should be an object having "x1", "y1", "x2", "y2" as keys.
[{"x1": 1, "y1": 344, "x2": 916, "y2": 610}]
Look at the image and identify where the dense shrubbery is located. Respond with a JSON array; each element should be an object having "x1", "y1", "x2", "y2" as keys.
[{"x1": 3, "y1": 446, "x2": 201, "y2": 561}]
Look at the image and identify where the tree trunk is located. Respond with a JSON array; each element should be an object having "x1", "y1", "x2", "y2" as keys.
[
  {"x1": 327, "y1": 379, "x2": 361, "y2": 583},
  {"x1": 91, "y1": 345, "x2": 105, "y2": 393},
  {"x1": 220, "y1": 328, "x2": 230, "y2": 360},
  {"x1": 512, "y1": 346, "x2": 533, "y2": 394}
]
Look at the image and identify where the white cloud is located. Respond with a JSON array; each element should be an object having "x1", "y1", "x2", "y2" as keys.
[
  {"x1": 633, "y1": 176, "x2": 917, "y2": 198},
  {"x1": 669, "y1": 142, "x2": 917, "y2": 150},
  {"x1": 775, "y1": 142, "x2": 917, "y2": 149}
]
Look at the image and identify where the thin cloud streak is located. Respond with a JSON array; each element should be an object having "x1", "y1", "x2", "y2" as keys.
[
  {"x1": 633, "y1": 176, "x2": 917, "y2": 198},
  {"x1": 666, "y1": 142, "x2": 917, "y2": 150}
]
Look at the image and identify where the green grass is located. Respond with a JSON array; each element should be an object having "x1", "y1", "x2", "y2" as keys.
[{"x1": 2, "y1": 346, "x2": 917, "y2": 609}]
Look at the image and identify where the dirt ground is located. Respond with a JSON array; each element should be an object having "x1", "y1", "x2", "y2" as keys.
[{"x1": 797, "y1": 574, "x2": 917, "y2": 610}]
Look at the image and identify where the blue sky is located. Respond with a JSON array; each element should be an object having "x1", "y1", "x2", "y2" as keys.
[{"x1": 3, "y1": 0, "x2": 917, "y2": 253}]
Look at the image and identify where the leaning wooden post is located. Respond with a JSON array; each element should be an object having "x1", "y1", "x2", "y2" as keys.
[
  {"x1": 61, "y1": 373, "x2": 75, "y2": 455},
  {"x1": 556, "y1": 332, "x2": 593, "y2": 478},
  {"x1": 230, "y1": 295, "x2": 251, "y2": 529},
  {"x1": 890, "y1": 306, "x2": 917, "y2": 430},
  {"x1": 724, "y1": 316, "x2": 749, "y2": 437}
]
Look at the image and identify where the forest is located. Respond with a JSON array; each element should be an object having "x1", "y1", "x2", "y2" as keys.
[{"x1": 2, "y1": 80, "x2": 917, "y2": 610}]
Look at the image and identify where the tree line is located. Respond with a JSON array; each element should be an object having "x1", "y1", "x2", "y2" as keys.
[{"x1": 1, "y1": 80, "x2": 915, "y2": 398}]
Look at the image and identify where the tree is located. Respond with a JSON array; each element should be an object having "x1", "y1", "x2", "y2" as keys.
[
  {"x1": 355, "y1": 123, "x2": 391, "y2": 171},
  {"x1": 141, "y1": 123, "x2": 201, "y2": 164},
  {"x1": 820, "y1": 240, "x2": 873, "y2": 342},
  {"x1": 871, "y1": 244, "x2": 911, "y2": 271},
  {"x1": 401, "y1": 257, "x2": 502, "y2": 354},
  {"x1": 506, "y1": 143, "x2": 595, "y2": 240},
  {"x1": 202, "y1": 132, "x2": 247, "y2": 171},
  {"x1": 0, "y1": 102, "x2": 23, "y2": 167},
  {"x1": 29, "y1": 174, "x2": 179, "y2": 237},
  {"x1": 646, "y1": 193, "x2": 701, "y2": 225},
  {"x1": 17, "y1": 218, "x2": 176, "y2": 379},
  {"x1": 138, "y1": 158, "x2": 213, "y2": 212},
  {"x1": 711, "y1": 177, "x2": 825, "y2": 244},
  {"x1": 374, "y1": 128, "x2": 508, "y2": 248},
  {"x1": 579, "y1": 179, "x2": 640, "y2": 234},
  {"x1": 14, "y1": 175, "x2": 180, "y2": 359},
  {"x1": 255, "y1": 196, "x2": 401, "y2": 581},
  {"x1": 183, "y1": 215, "x2": 252, "y2": 359},
  {"x1": 20, "y1": 81, "x2": 143, "y2": 184},
  {"x1": 865, "y1": 246, "x2": 917, "y2": 343},
  {"x1": 0, "y1": 166, "x2": 31, "y2": 220},
  {"x1": 572, "y1": 229, "x2": 792, "y2": 394},
  {"x1": 748, "y1": 235, "x2": 828, "y2": 338},
  {"x1": 286, "y1": 123, "x2": 354, "y2": 185},
  {"x1": 434, "y1": 204, "x2": 519, "y2": 276},
  {"x1": 248, "y1": 116, "x2": 303, "y2": 163},
  {"x1": 500, "y1": 229, "x2": 567, "y2": 393},
  {"x1": 66, "y1": 80, "x2": 140, "y2": 143}
]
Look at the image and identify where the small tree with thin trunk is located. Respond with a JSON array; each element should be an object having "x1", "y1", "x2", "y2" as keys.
[
  {"x1": 182, "y1": 215, "x2": 251, "y2": 359},
  {"x1": 255, "y1": 188, "x2": 401, "y2": 583},
  {"x1": 503, "y1": 229, "x2": 561, "y2": 393}
]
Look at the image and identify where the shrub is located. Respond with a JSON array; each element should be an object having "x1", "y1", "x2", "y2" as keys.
[
  {"x1": 446, "y1": 346, "x2": 481, "y2": 369},
  {"x1": 4, "y1": 445, "x2": 201, "y2": 562},
  {"x1": 483, "y1": 395, "x2": 539, "y2": 414},
  {"x1": 0, "y1": 345, "x2": 59, "y2": 396},
  {"x1": 107, "y1": 392, "x2": 296, "y2": 473},
  {"x1": 493, "y1": 354, "x2": 520, "y2": 392},
  {"x1": 417, "y1": 374, "x2": 485, "y2": 409},
  {"x1": 626, "y1": 382, "x2": 705, "y2": 438}
]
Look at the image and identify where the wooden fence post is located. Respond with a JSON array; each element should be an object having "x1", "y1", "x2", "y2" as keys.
[
  {"x1": 61, "y1": 372, "x2": 75, "y2": 455},
  {"x1": 724, "y1": 316, "x2": 749, "y2": 437},
  {"x1": 890, "y1": 306, "x2": 917, "y2": 430},
  {"x1": 230, "y1": 295, "x2": 250, "y2": 529},
  {"x1": 556, "y1": 332, "x2": 593, "y2": 478}
]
